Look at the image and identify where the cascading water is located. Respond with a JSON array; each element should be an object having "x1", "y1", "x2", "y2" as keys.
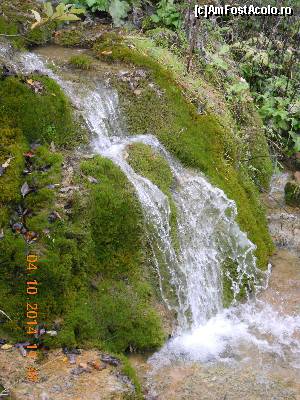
[{"x1": 3, "y1": 41, "x2": 300, "y2": 368}]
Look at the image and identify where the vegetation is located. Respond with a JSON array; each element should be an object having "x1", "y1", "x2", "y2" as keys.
[
  {"x1": 93, "y1": 34, "x2": 273, "y2": 270},
  {"x1": 0, "y1": 76, "x2": 78, "y2": 146},
  {"x1": 69, "y1": 54, "x2": 93, "y2": 69},
  {"x1": 2, "y1": 0, "x2": 298, "y2": 361},
  {"x1": 0, "y1": 73, "x2": 164, "y2": 353}
]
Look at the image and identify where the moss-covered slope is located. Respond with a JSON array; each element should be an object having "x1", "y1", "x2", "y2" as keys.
[
  {"x1": 0, "y1": 74, "x2": 164, "y2": 352},
  {"x1": 93, "y1": 34, "x2": 274, "y2": 271}
]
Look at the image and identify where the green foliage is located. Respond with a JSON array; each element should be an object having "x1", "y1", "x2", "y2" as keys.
[
  {"x1": 69, "y1": 54, "x2": 93, "y2": 69},
  {"x1": 31, "y1": 2, "x2": 85, "y2": 30},
  {"x1": 0, "y1": 76, "x2": 77, "y2": 147},
  {"x1": 151, "y1": 0, "x2": 181, "y2": 30},
  {"x1": 285, "y1": 181, "x2": 300, "y2": 207}
]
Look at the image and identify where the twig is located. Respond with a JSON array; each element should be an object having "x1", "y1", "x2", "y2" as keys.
[{"x1": 0, "y1": 309, "x2": 12, "y2": 321}]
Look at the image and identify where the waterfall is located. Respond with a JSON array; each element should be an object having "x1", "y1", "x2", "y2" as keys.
[{"x1": 3, "y1": 42, "x2": 299, "y2": 366}]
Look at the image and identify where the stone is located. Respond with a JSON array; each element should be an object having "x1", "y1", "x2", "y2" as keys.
[
  {"x1": 1, "y1": 344, "x2": 13, "y2": 350},
  {"x1": 60, "y1": 186, "x2": 80, "y2": 193},
  {"x1": 21, "y1": 182, "x2": 33, "y2": 197},
  {"x1": 87, "y1": 176, "x2": 99, "y2": 184},
  {"x1": 294, "y1": 171, "x2": 300, "y2": 184},
  {"x1": 100, "y1": 354, "x2": 120, "y2": 367}
]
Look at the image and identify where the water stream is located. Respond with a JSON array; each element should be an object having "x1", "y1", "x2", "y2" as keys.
[{"x1": 2, "y1": 43, "x2": 300, "y2": 392}]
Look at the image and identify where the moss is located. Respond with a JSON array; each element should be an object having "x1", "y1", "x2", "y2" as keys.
[
  {"x1": 222, "y1": 258, "x2": 255, "y2": 307},
  {"x1": 119, "y1": 354, "x2": 143, "y2": 399},
  {"x1": 54, "y1": 29, "x2": 83, "y2": 47},
  {"x1": 0, "y1": 76, "x2": 77, "y2": 147},
  {"x1": 94, "y1": 37, "x2": 273, "y2": 270},
  {"x1": 285, "y1": 181, "x2": 300, "y2": 207},
  {"x1": 69, "y1": 54, "x2": 93, "y2": 70},
  {"x1": 127, "y1": 142, "x2": 179, "y2": 251},
  {"x1": 25, "y1": 23, "x2": 56, "y2": 47},
  {"x1": 0, "y1": 127, "x2": 27, "y2": 207}
]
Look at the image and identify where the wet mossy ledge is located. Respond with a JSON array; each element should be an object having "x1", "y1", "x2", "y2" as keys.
[
  {"x1": 0, "y1": 74, "x2": 165, "y2": 354},
  {"x1": 92, "y1": 33, "x2": 274, "y2": 272}
]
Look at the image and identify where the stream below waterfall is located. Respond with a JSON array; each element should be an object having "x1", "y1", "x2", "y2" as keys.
[{"x1": 1, "y1": 43, "x2": 299, "y2": 399}]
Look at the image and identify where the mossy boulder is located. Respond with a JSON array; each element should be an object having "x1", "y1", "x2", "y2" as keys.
[
  {"x1": 0, "y1": 76, "x2": 77, "y2": 147},
  {"x1": 285, "y1": 181, "x2": 300, "y2": 207}
]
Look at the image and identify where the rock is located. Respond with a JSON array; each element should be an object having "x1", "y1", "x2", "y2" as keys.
[
  {"x1": 63, "y1": 347, "x2": 81, "y2": 355},
  {"x1": 46, "y1": 330, "x2": 57, "y2": 337},
  {"x1": 134, "y1": 89, "x2": 142, "y2": 96},
  {"x1": 2, "y1": 157, "x2": 13, "y2": 169},
  {"x1": 48, "y1": 211, "x2": 62, "y2": 223},
  {"x1": 60, "y1": 186, "x2": 80, "y2": 193},
  {"x1": 1, "y1": 344, "x2": 13, "y2": 350},
  {"x1": 40, "y1": 392, "x2": 50, "y2": 400},
  {"x1": 88, "y1": 360, "x2": 106, "y2": 371},
  {"x1": 11, "y1": 222, "x2": 25, "y2": 234},
  {"x1": 0, "y1": 229, "x2": 4, "y2": 240},
  {"x1": 100, "y1": 354, "x2": 120, "y2": 367},
  {"x1": 284, "y1": 181, "x2": 300, "y2": 207},
  {"x1": 87, "y1": 176, "x2": 99, "y2": 184},
  {"x1": 26, "y1": 79, "x2": 44, "y2": 94},
  {"x1": 21, "y1": 182, "x2": 33, "y2": 197},
  {"x1": 0, "y1": 338, "x2": 7, "y2": 345},
  {"x1": 294, "y1": 171, "x2": 300, "y2": 184},
  {"x1": 18, "y1": 346, "x2": 27, "y2": 357},
  {"x1": 0, "y1": 166, "x2": 5, "y2": 177},
  {"x1": 67, "y1": 354, "x2": 77, "y2": 364},
  {"x1": 50, "y1": 142, "x2": 56, "y2": 152}
]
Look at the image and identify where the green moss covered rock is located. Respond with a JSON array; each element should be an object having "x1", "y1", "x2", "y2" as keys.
[
  {"x1": 285, "y1": 181, "x2": 300, "y2": 207},
  {"x1": 0, "y1": 76, "x2": 77, "y2": 147}
]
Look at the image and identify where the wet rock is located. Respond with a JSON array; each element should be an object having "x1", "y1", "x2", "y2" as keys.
[
  {"x1": 87, "y1": 176, "x2": 99, "y2": 184},
  {"x1": 100, "y1": 354, "x2": 120, "y2": 367},
  {"x1": 284, "y1": 181, "x2": 300, "y2": 207},
  {"x1": 1, "y1": 65, "x2": 17, "y2": 79}
]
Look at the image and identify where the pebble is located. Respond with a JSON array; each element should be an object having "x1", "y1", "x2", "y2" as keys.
[
  {"x1": 87, "y1": 176, "x2": 99, "y2": 184},
  {"x1": 1, "y1": 344, "x2": 13, "y2": 350}
]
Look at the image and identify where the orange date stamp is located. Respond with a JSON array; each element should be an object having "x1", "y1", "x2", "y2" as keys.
[{"x1": 25, "y1": 254, "x2": 39, "y2": 382}]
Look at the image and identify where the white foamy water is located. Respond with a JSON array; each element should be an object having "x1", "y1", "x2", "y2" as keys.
[{"x1": 2, "y1": 41, "x2": 299, "y2": 367}]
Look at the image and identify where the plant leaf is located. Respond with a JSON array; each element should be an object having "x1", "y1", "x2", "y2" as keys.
[
  {"x1": 109, "y1": 0, "x2": 130, "y2": 26},
  {"x1": 43, "y1": 2, "x2": 54, "y2": 17}
]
